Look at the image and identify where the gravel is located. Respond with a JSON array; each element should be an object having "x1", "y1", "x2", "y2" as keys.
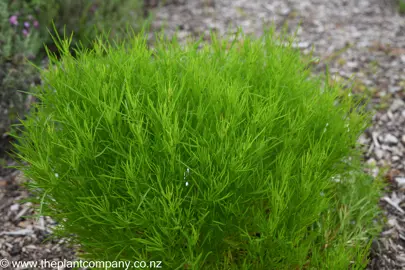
[
  {"x1": 0, "y1": 172, "x2": 81, "y2": 270},
  {"x1": 1, "y1": 0, "x2": 404, "y2": 269}
]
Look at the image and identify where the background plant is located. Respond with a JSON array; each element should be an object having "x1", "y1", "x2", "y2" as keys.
[
  {"x1": 399, "y1": 0, "x2": 405, "y2": 14},
  {"x1": 12, "y1": 29, "x2": 383, "y2": 269},
  {"x1": 32, "y1": 0, "x2": 145, "y2": 51},
  {"x1": 0, "y1": 0, "x2": 146, "y2": 154},
  {"x1": 0, "y1": 0, "x2": 41, "y2": 137},
  {"x1": 3, "y1": 0, "x2": 146, "y2": 56}
]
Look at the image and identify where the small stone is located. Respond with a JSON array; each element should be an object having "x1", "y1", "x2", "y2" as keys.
[
  {"x1": 387, "y1": 218, "x2": 398, "y2": 227},
  {"x1": 0, "y1": 250, "x2": 10, "y2": 257},
  {"x1": 401, "y1": 135, "x2": 405, "y2": 144},
  {"x1": 387, "y1": 110, "x2": 393, "y2": 120},
  {"x1": 392, "y1": 156, "x2": 400, "y2": 162},
  {"x1": 358, "y1": 134, "x2": 369, "y2": 145},
  {"x1": 24, "y1": 245, "x2": 37, "y2": 250},
  {"x1": 0, "y1": 229, "x2": 34, "y2": 236},
  {"x1": 389, "y1": 99, "x2": 405, "y2": 112},
  {"x1": 395, "y1": 177, "x2": 405, "y2": 187},
  {"x1": 383, "y1": 134, "x2": 398, "y2": 144},
  {"x1": 10, "y1": 244, "x2": 22, "y2": 256},
  {"x1": 18, "y1": 220, "x2": 32, "y2": 228},
  {"x1": 346, "y1": 61, "x2": 358, "y2": 69},
  {"x1": 388, "y1": 86, "x2": 401, "y2": 93},
  {"x1": 381, "y1": 144, "x2": 391, "y2": 151},
  {"x1": 280, "y1": 7, "x2": 291, "y2": 15},
  {"x1": 298, "y1": 41, "x2": 310, "y2": 49},
  {"x1": 372, "y1": 132, "x2": 381, "y2": 148},
  {"x1": 374, "y1": 148, "x2": 384, "y2": 159},
  {"x1": 10, "y1": 204, "x2": 19, "y2": 212},
  {"x1": 0, "y1": 178, "x2": 7, "y2": 187}
]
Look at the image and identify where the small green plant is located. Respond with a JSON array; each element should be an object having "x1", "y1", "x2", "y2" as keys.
[
  {"x1": 399, "y1": 0, "x2": 405, "y2": 14},
  {"x1": 11, "y1": 29, "x2": 383, "y2": 269}
]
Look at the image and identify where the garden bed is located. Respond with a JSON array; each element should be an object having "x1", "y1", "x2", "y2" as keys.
[{"x1": 1, "y1": 0, "x2": 405, "y2": 269}]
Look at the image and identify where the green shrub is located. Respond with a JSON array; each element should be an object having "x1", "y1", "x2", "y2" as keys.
[{"x1": 11, "y1": 29, "x2": 383, "y2": 269}]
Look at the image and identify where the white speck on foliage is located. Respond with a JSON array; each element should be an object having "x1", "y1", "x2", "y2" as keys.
[
  {"x1": 323, "y1": 123, "x2": 329, "y2": 133},
  {"x1": 331, "y1": 175, "x2": 341, "y2": 183},
  {"x1": 184, "y1": 167, "x2": 190, "y2": 186}
]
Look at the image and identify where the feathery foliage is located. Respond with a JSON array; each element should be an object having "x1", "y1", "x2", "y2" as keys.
[{"x1": 11, "y1": 29, "x2": 383, "y2": 269}]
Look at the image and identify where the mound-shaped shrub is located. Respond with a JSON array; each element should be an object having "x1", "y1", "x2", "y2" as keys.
[{"x1": 12, "y1": 30, "x2": 382, "y2": 269}]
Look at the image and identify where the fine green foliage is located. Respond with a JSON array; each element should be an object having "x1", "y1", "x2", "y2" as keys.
[{"x1": 11, "y1": 29, "x2": 383, "y2": 269}]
